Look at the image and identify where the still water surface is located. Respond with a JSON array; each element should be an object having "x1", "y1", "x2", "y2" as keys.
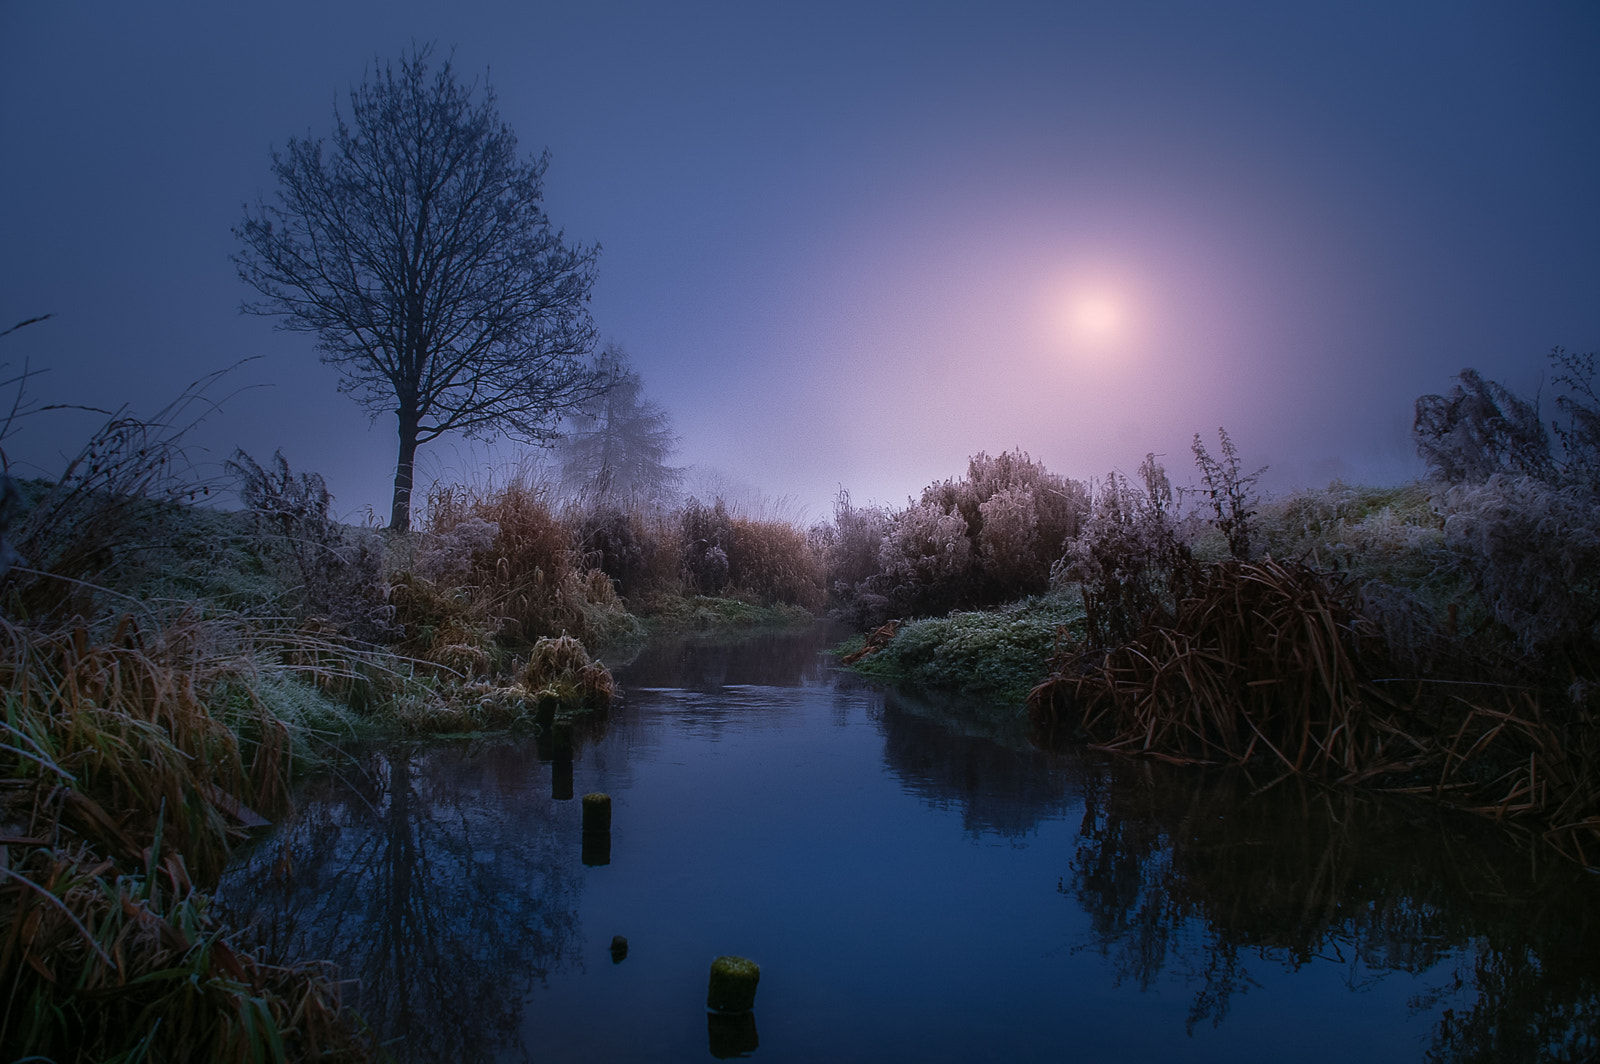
[{"x1": 219, "y1": 625, "x2": 1600, "y2": 1063}]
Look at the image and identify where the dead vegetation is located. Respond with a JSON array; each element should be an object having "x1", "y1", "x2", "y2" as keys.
[
  {"x1": 0, "y1": 611, "x2": 383, "y2": 1061},
  {"x1": 1028, "y1": 558, "x2": 1600, "y2": 869}
]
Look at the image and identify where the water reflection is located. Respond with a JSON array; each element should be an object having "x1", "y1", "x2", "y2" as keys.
[
  {"x1": 1063, "y1": 763, "x2": 1600, "y2": 1060},
  {"x1": 876, "y1": 688, "x2": 1078, "y2": 838},
  {"x1": 616, "y1": 623, "x2": 839, "y2": 689},
  {"x1": 216, "y1": 624, "x2": 1600, "y2": 1063},
  {"x1": 219, "y1": 741, "x2": 586, "y2": 1064}
]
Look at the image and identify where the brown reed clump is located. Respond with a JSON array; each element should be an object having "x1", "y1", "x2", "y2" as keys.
[
  {"x1": 726, "y1": 515, "x2": 826, "y2": 610},
  {"x1": 417, "y1": 480, "x2": 639, "y2": 648},
  {"x1": 522, "y1": 634, "x2": 615, "y2": 709},
  {"x1": 1028, "y1": 558, "x2": 1600, "y2": 866},
  {"x1": 1028, "y1": 559, "x2": 1411, "y2": 776}
]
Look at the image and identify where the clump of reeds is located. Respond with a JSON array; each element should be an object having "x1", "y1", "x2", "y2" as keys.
[
  {"x1": 1029, "y1": 559, "x2": 1408, "y2": 775},
  {"x1": 1027, "y1": 558, "x2": 1600, "y2": 865},
  {"x1": 410, "y1": 479, "x2": 641, "y2": 651},
  {"x1": 523, "y1": 634, "x2": 615, "y2": 709}
]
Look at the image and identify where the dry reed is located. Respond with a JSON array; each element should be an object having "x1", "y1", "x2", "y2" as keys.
[
  {"x1": 0, "y1": 612, "x2": 382, "y2": 1060},
  {"x1": 1028, "y1": 559, "x2": 1600, "y2": 866}
]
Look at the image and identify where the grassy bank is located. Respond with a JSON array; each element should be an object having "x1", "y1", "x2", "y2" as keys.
[
  {"x1": 0, "y1": 417, "x2": 824, "y2": 1059},
  {"x1": 835, "y1": 592, "x2": 1084, "y2": 705}
]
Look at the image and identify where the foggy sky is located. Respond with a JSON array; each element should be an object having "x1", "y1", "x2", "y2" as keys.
[{"x1": 2, "y1": 2, "x2": 1597, "y2": 522}]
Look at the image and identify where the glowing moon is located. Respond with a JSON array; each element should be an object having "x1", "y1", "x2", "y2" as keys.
[
  {"x1": 1070, "y1": 293, "x2": 1124, "y2": 342},
  {"x1": 1045, "y1": 286, "x2": 1131, "y2": 354}
]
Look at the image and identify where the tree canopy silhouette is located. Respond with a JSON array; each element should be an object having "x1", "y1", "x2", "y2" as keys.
[{"x1": 234, "y1": 44, "x2": 601, "y2": 531}]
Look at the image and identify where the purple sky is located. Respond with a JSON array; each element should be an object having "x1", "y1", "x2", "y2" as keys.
[{"x1": 3, "y1": 2, "x2": 1598, "y2": 522}]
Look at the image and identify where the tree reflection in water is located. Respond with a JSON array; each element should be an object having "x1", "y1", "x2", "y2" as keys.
[
  {"x1": 1063, "y1": 763, "x2": 1600, "y2": 1062},
  {"x1": 218, "y1": 740, "x2": 586, "y2": 1064}
]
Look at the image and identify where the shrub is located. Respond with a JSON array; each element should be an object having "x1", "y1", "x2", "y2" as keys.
[
  {"x1": 918, "y1": 450, "x2": 1089, "y2": 603},
  {"x1": 1057, "y1": 465, "x2": 1196, "y2": 647},
  {"x1": 726, "y1": 515, "x2": 825, "y2": 608},
  {"x1": 977, "y1": 486, "x2": 1041, "y2": 596},
  {"x1": 576, "y1": 505, "x2": 648, "y2": 596},
  {"x1": 680, "y1": 498, "x2": 734, "y2": 594},
  {"x1": 1189, "y1": 429, "x2": 1263, "y2": 561},
  {"x1": 228, "y1": 450, "x2": 393, "y2": 641},
  {"x1": 1551, "y1": 346, "x2": 1600, "y2": 491},
  {"x1": 1414, "y1": 368, "x2": 1554, "y2": 484},
  {"x1": 1438, "y1": 474, "x2": 1600, "y2": 656},
  {"x1": 816, "y1": 490, "x2": 891, "y2": 626},
  {"x1": 876, "y1": 503, "x2": 972, "y2": 618}
]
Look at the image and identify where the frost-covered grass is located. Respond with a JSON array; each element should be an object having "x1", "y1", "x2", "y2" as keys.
[
  {"x1": 840, "y1": 592, "x2": 1085, "y2": 704},
  {"x1": 643, "y1": 593, "x2": 816, "y2": 634}
]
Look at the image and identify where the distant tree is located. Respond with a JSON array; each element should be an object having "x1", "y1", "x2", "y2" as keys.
[
  {"x1": 555, "y1": 345, "x2": 683, "y2": 506},
  {"x1": 234, "y1": 45, "x2": 601, "y2": 531}
]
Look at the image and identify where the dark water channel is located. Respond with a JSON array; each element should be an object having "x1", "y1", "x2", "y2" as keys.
[{"x1": 218, "y1": 625, "x2": 1600, "y2": 1063}]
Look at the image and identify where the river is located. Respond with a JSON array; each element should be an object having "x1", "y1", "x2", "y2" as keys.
[{"x1": 217, "y1": 623, "x2": 1600, "y2": 1062}]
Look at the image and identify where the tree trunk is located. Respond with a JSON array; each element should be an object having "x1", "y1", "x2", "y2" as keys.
[{"x1": 390, "y1": 416, "x2": 420, "y2": 532}]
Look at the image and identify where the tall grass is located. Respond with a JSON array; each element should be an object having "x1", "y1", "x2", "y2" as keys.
[{"x1": 0, "y1": 611, "x2": 381, "y2": 1060}]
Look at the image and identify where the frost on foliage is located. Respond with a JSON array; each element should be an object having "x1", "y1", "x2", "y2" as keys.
[
  {"x1": 818, "y1": 489, "x2": 890, "y2": 617},
  {"x1": 877, "y1": 504, "x2": 972, "y2": 616},
  {"x1": 416, "y1": 516, "x2": 501, "y2": 586},
  {"x1": 977, "y1": 486, "x2": 1040, "y2": 595},
  {"x1": 1440, "y1": 474, "x2": 1600, "y2": 653},
  {"x1": 228, "y1": 449, "x2": 393, "y2": 640},
  {"x1": 1414, "y1": 368, "x2": 1553, "y2": 484},
  {"x1": 681, "y1": 498, "x2": 733, "y2": 594},
  {"x1": 1058, "y1": 464, "x2": 1195, "y2": 647}
]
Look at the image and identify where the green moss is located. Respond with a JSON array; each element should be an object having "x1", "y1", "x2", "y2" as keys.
[
  {"x1": 842, "y1": 592, "x2": 1086, "y2": 704},
  {"x1": 642, "y1": 594, "x2": 815, "y2": 634},
  {"x1": 707, "y1": 955, "x2": 761, "y2": 1013}
]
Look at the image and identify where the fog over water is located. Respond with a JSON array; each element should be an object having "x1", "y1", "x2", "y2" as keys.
[{"x1": 2, "y1": 4, "x2": 1597, "y2": 517}]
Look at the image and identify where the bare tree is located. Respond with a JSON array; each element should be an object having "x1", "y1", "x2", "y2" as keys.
[{"x1": 234, "y1": 45, "x2": 601, "y2": 531}]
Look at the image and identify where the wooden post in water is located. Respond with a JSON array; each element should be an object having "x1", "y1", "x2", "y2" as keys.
[
  {"x1": 582, "y1": 792, "x2": 612, "y2": 865},
  {"x1": 582, "y1": 793, "x2": 612, "y2": 832},
  {"x1": 707, "y1": 955, "x2": 760, "y2": 1013}
]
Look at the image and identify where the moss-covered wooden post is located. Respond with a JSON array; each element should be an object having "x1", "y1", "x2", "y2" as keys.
[
  {"x1": 582, "y1": 792, "x2": 612, "y2": 866},
  {"x1": 707, "y1": 955, "x2": 760, "y2": 1012},
  {"x1": 582, "y1": 793, "x2": 611, "y2": 832}
]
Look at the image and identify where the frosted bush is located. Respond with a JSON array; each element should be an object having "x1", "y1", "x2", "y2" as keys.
[
  {"x1": 978, "y1": 486, "x2": 1041, "y2": 594},
  {"x1": 681, "y1": 498, "x2": 734, "y2": 593},
  {"x1": 1057, "y1": 467, "x2": 1195, "y2": 646},
  {"x1": 819, "y1": 490, "x2": 890, "y2": 595},
  {"x1": 577, "y1": 506, "x2": 649, "y2": 596},
  {"x1": 416, "y1": 516, "x2": 500, "y2": 585},
  {"x1": 1413, "y1": 368, "x2": 1553, "y2": 484},
  {"x1": 877, "y1": 503, "x2": 972, "y2": 617},
  {"x1": 1438, "y1": 474, "x2": 1600, "y2": 654},
  {"x1": 921, "y1": 450, "x2": 1088, "y2": 592},
  {"x1": 228, "y1": 449, "x2": 395, "y2": 640}
]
